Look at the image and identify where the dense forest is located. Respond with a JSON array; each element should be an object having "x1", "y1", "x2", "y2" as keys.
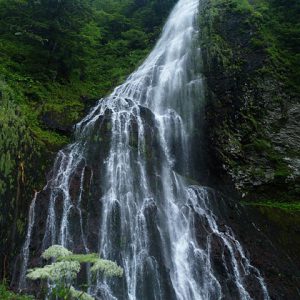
[
  {"x1": 0, "y1": 0, "x2": 299, "y2": 298},
  {"x1": 199, "y1": 0, "x2": 300, "y2": 295}
]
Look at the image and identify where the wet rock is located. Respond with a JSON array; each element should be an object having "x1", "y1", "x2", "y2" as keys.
[
  {"x1": 213, "y1": 195, "x2": 300, "y2": 299},
  {"x1": 199, "y1": 0, "x2": 299, "y2": 201},
  {"x1": 41, "y1": 110, "x2": 73, "y2": 135}
]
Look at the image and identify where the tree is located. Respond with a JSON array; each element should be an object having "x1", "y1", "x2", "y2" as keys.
[{"x1": 26, "y1": 245, "x2": 123, "y2": 300}]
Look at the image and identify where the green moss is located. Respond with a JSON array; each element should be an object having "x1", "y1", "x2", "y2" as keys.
[
  {"x1": 200, "y1": 0, "x2": 298, "y2": 203},
  {"x1": 242, "y1": 135, "x2": 292, "y2": 180},
  {"x1": 252, "y1": 139, "x2": 272, "y2": 151},
  {"x1": 241, "y1": 113, "x2": 259, "y2": 131},
  {"x1": 207, "y1": 0, "x2": 299, "y2": 94},
  {"x1": 274, "y1": 164, "x2": 291, "y2": 179},
  {"x1": 242, "y1": 201, "x2": 300, "y2": 212}
]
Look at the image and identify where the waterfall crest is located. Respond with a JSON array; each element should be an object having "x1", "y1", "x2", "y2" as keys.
[{"x1": 18, "y1": 0, "x2": 270, "y2": 299}]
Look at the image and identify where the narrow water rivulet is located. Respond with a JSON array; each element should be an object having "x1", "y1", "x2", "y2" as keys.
[{"x1": 18, "y1": 0, "x2": 270, "y2": 299}]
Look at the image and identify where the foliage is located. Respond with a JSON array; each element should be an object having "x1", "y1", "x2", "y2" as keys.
[
  {"x1": 0, "y1": 79, "x2": 45, "y2": 275},
  {"x1": 0, "y1": 283, "x2": 33, "y2": 300},
  {"x1": 0, "y1": 80, "x2": 37, "y2": 196},
  {"x1": 0, "y1": 0, "x2": 177, "y2": 151},
  {"x1": 27, "y1": 261, "x2": 81, "y2": 281},
  {"x1": 42, "y1": 245, "x2": 73, "y2": 260},
  {"x1": 90, "y1": 259, "x2": 123, "y2": 277},
  {"x1": 203, "y1": 0, "x2": 299, "y2": 94},
  {"x1": 26, "y1": 245, "x2": 123, "y2": 299},
  {"x1": 251, "y1": 0, "x2": 300, "y2": 94}
]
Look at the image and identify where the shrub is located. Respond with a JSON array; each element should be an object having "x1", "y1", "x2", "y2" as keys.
[{"x1": 26, "y1": 245, "x2": 123, "y2": 300}]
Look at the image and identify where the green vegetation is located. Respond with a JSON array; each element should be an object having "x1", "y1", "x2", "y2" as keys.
[
  {"x1": 0, "y1": 283, "x2": 33, "y2": 300},
  {"x1": 242, "y1": 201, "x2": 300, "y2": 212},
  {"x1": 0, "y1": 0, "x2": 177, "y2": 149},
  {"x1": 27, "y1": 245, "x2": 123, "y2": 299},
  {"x1": 199, "y1": 0, "x2": 299, "y2": 206},
  {"x1": 0, "y1": 79, "x2": 47, "y2": 276},
  {"x1": 252, "y1": 0, "x2": 300, "y2": 94},
  {"x1": 202, "y1": 0, "x2": 299, "y2": 93},
  {"x1": 240, "y1": 0, "x2": 299, "y2": 93}
]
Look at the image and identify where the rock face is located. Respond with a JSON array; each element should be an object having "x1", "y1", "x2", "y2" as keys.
[
  {"x1": 199, "y1": 0, "x2": 300, "y2": 201},
  {"x1": 198, "y1": 0, "x2": 300, "y2": 297},
  {"x1": 41, "y1": 111, "x2": 73, "y2": 135},
  {"x1": 226, "y1": 202, "x2": 300, "y2": 299},
  {"x1": 200, "y1": 193, "x2": 300, "y2": 299},
  {"x1": 11, "y1": 105, "x2": 161, "y2": 288}
]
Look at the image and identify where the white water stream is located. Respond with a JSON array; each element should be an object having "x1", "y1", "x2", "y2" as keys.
[{"x1": 18, "y1": 0, "x2": 270, "y2": 299}]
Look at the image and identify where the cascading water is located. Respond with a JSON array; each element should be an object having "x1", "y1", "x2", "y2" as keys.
[{"x1": 18, "y1": 0, "x2": 270, "y2": 299}]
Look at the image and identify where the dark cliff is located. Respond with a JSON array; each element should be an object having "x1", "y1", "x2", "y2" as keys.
[
  {"x1": 200, "y1": 0, "x2": 299, "y2": 201},
  {"x1": 199, "y1": 0, "x2": 300, "y2": 297}
]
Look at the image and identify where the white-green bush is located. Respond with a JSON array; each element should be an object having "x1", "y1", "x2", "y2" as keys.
[{"x1": 26, "y1": 245, "x2": 123, "y2": 299}]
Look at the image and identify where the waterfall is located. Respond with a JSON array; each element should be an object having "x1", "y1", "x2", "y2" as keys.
[
  {"x1": 18, "y1": 0, "x2": 270, "y2": 299},
  {"x1": 18, "y1": 192, "x2": 37, "y2": 290}
]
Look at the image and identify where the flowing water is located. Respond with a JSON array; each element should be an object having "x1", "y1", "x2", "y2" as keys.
[{"x1": 18, "y1": 0, "x2": 270, "y2": 299}]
